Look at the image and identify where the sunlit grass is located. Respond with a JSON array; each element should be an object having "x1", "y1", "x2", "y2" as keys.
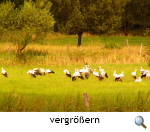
[
  {"x1": 0, "y1": 35, "x2": 149, "y2": 111},
  {"x1": 0, "y1": 64, "x2": 150, "y2": 111},
  {"x1": 0, "y1": 44, "x2": 146, "y2": 66}
]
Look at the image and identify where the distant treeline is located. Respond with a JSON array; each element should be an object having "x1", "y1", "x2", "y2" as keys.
[
  {"x1": 0, "y1": 0, "x2": 150, "y2": 46},
  {"x1": 1, "y1": 0, "x2": 150, "y2": 35}
]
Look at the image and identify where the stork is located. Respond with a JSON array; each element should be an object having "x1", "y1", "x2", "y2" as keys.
[
  {"x1": 119, "y1": 71, "x2": 124, "y2": 78},
  {"x1": 79, "y1": 67, "x2": 90, "y2": 79},
  {"x1": 27, "y1": 70, "x2": 36, "y2": 78},
  {"x1": 63, "y1": 69, "x2": 71, "y2": 78},
  {"x1": 131, "y1": 70, "x2": 137, "y2": 79},
  {"x1": 146, "y1": 71, "x2": 150, "y2": 77},
  {"x1": 33, "y1": 68, "x2": 42, "y2": 76},
  {"x1": 135, "y1": 77, "x2": 142, "y2": 82},
  {"x1": 85, "y1": 63, "x2": 90, "y2": 68},
  {"x1": 85, "y1": 63, "x2": 93, "y2": 73},
  {"x1": 72, "y1": 69, "x2": 84, "y2": 81},
  {"x1": 92, "y1": 69, "x2": 104, "y2": 81},
  {"x1": 140, "y1": 67, "x2": 149, "y2": 78},
  {"x1": 2, "y1": 67, "x2": 8, "y2": 77},
  {"x1": 141, "y1": 71, "x2": 150, "y2": 78},
  {"x1": 140, "y1": 67, "x2": 145, "y2": 74},
  {"x1": 141, "y1": 71, "x2": 149, "y2": 78},
  {"x1": 113, "y1": 71, "x2": 123, "y2": 82},
  {"x1": 98, "y1": 66, "x2": 108, "y2": 78},
  {"x1": 98, "y1": 66, "x2": 104, "y2": 72},
  {"x1": 40, "y1": 68, "x2": 46, "y2": 75},
  {"x1": 46, "y1": 69, "x2": 55, "y2": 74}
]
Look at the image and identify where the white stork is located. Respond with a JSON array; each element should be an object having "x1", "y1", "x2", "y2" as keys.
[
  {"x1": 135, "y1": 77, "x2": 142, "y2": 82},
  {"x1": 72, "y1": 69, "x2": 84, "y2": 81},
  {"x1": 119, "y1": 71, "x2": 124, "y2": 78},
  {"x1": 98, "y1": 66, "x2": 108, "y2": 78},
  {"x1": 98, "y1": 66, "x2": 104, "y2": 72},
  {"x1": 92, "y1": 69, "x2": 104, "y2": 81},
  {"x1": 40, "y1": 68, "x2": 46, "y2": 75},
  {"x1": 85, "y1": 63, "x2": 93, "y2": 73},
  {"x1": 140, "y1": 67, "x2": 145, "y2": 74},
  {"x1": 2, "y1": 67, "x2": 8, "y2": 77},
  {"x1": 140, "y1": 67, "x2": 149, "y2": 78},
  {"x1": 113, "y1": 71, "x2": 124, "y2": 82},
  {"x1": 146, "y1": 71, "x2": 150, "y2": 77},
  {"x1": 27, "y1": 70, "x2": 36, "y2": 78},
  {"x1": 131, "y1": 70, "x2": 137, "y2": 79},
  {"x1": 33, "y1": 68, "x2": 42, "y2": 76},
  {"x1": 46, "y1": 69, "x2": 55, "y2": 74},
  {"x1": 85, "y1": 63, "x2": 90, "y2": 68},
  {"x1": 79, "y1": 67, "x2": 90, "y2": 79},
  {"x1": 63, "y1": 69, "x2": 71, "y2": 78}
]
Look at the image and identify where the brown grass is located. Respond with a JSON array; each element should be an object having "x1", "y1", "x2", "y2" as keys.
[{"x1": 0, "y1": 43, "x2": 146, "y2": 66}]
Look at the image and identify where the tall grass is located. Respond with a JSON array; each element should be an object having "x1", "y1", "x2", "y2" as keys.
[
  {"x1": 0, "y1": 44, "x2": 147, "y2": 66},
  {"x1": 1, "y1": 90, "x2": 150, "y2": 112},
  {"x1": 0, "y1": 36, "x2": 149, "y2": 66}
]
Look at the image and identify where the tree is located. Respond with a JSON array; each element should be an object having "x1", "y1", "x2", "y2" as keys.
[
  {"x1": 51, "y1": 0, "x2": 125, "y2": 46},
  {"x1": 121, "y1": 0, "x2": 133, "y2": 36},
  {"x1": 122, "y1": 0, "x2": 150, "y2": 36},
  {"x1": 0, "y1": 0, "x2": 24, "y2": 8},
  {"x1": 0, "y1": 1, "x2": 16, "y2": 39},
  {"x1": 0, "y1": 0, "x2": 55, "y2": 57},
  {"x1": 50, "y1": 0, "x2": 72, "y2": 33},
  {"x1": 65, "y1": 0, "x2": 86, "y2": 47},
  {"x1": 131, "y1": 0, "x2": 150, "y2": 35}
]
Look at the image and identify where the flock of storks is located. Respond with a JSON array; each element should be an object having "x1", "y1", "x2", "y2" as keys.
[
  {"x1": 27, "y1": 68, "x2": 55, "y2": 77},
  {"x1": 63, "y1": 64, "x2": 150, "y2": 82},
  {"x1": 1, "y1": 64, "x2": 150, "y2": 82}
]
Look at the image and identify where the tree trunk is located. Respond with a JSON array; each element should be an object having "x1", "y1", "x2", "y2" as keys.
[
  {"x1": 123, "y1": 21, "x2": 129, "y2": 36},
  {"x1": 16, "y1": 43, "x2": 27, "y2": 58},
  {"x1": 77, "y1": 31, "x2": 83, "y2": 47},
  {"x1": 17, "y1": 49, "x2": 22, "y2": 58}
]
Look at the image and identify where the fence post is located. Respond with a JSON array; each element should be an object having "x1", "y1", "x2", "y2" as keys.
[
  {"x1": 83, "y1": 93, "x2": 90, "y2": 108},
  {"x1": 126, "y1": 39, "x2": 130, "y2": 52},
  {"x1": 140, "y1": 43, "x2": 142, "y2": 56}
]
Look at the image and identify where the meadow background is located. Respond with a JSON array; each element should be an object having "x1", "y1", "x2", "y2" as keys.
[{"x1": 0, "y1": 35, "x2": 150, "y2": 112}]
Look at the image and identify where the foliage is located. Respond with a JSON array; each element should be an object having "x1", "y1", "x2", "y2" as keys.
[
  {"x1": 85, "y1": 0, "x2": 124, "y2": 35},
  {"x1": 121, "y1": 0, "x2": 133, "y2": 36},
  {"x1": 131, "y1": 0, "x2": 150, "y2": 34},
  {"x1": 0, "y1": 2, "x2": 16, "y2": 35},
  {"x1": 51, "y1": 0, "x2": 125, "y2": 46},
  {"x1": 65, "y1": 0, "x2": 86, "y2": 34},
  {"x1": 144, "y1": 28, "x2": 150, "y2": 36},
  {"x1": 0, "y1": 0, "x2": 55, "y2": 57},
  {"x1": 122, "y1": 0, "x2": 150, "y2": 35},
  {"x1": 1, "y1": 0, "x2": 150, "y2": 38}
]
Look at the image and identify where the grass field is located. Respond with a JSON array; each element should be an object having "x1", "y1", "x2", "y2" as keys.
[{"x1": 0, "y1": 35, "x2": 150, "y2": 112}]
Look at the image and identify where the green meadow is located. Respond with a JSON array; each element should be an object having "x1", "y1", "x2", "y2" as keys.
[{"x1": 0, "y1": 35, "x2": 150, "y2": 112}]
